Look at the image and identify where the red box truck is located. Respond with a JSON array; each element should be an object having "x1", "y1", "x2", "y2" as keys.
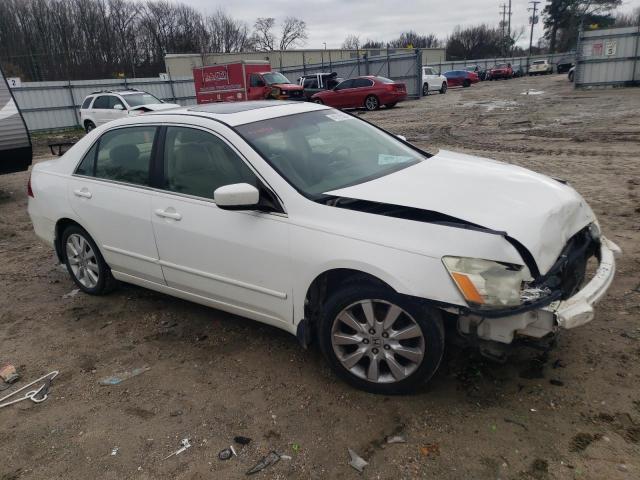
[{"x1": 193, "y1": 60, "x2": 304, "y2": 104}]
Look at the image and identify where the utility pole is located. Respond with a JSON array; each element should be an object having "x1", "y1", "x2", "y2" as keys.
[
  {"x1": 507, "y1": 0, "x2": 512, "y2": 55},
  {"x1": 528, "y1": 1, "x2": 541, "y2": 56},
  {"x1": 500, "y1": 3, "x2": 507, "y2": 56}
]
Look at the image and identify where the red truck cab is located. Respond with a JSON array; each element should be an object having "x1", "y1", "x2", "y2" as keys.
[{"x1": 193, "y1": 60, "x2": 304, "y2": 104}]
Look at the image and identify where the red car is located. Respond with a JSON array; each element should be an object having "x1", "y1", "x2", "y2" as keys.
[
  {"x1": 311, "y1": 76, "x2": 407, "y2": 110},
  {"x1": 488, "y1": 63, "x2": 513, "y2": 80},
  {"x1": 443, "y1": 70, "x2": 480, "y2": 88}
]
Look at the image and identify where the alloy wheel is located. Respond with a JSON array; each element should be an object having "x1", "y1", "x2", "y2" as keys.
[
  {"x1": 331, "y1": 299, "x2": 426, "y2": 384},
  {"x1": 365, "y1": 96, "x2": 379, "y2": 110},
  {"x1": 66, "y1": 233, "x2": 100, "y2": 288}
]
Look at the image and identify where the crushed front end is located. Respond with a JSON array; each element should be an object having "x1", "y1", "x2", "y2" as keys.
[{"x1": 449, "y1": 224, "x2": 620, "y2": 359}]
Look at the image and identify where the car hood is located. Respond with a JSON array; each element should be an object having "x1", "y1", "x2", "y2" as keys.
[
  {"x1": 326, "y1": 150, "x2": 595, "y2": 275},
  {"x1": 129, "y1": 103, "x2": 180, "y2": 112}
]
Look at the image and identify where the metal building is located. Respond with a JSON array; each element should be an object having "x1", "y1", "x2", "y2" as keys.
[
  {"x1": 164, "y1": 48, "x2": 446, "y2": 77},
  {"x1": 575, "y1": 25, "x2": 640, "y2": 87}
]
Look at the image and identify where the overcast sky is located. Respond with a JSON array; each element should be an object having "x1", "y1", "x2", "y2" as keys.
[{"x1": 184, "y1": 0, "x2": 640, "y2": 49}]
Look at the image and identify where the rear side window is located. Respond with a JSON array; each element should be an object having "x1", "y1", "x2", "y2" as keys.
[
  {"x1": 353, "y1": 78, "x2": 374, "y2": 88},
  {"x1": 81, "y1": 97, "x2": 94, "y2": 109},
  {"x1": 75, "y1": 127, "x2": 156, "y2": 185},
  {"x1": 303, "y1": 78, "x2": 318, "y2": 88},
  {"x1": 249, "y1": 74, "x2": 264, "y2": 87},
  {"x1": 92, "y1": 96, "x2": 110, "y2": 109}
]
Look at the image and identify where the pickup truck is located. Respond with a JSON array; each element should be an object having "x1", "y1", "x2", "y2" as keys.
[
  {"x1": 298, "y1": 72, "x2": 343, "y2": 100},
  {"x1": 529, "y1": 60, "x2": 553, "y2": 75},
  {"x1": 193, "y1": 60, "x2": 304, "y2": 103}
]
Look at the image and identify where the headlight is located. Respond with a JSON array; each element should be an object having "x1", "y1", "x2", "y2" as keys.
[{"x1": 442, "y1": 256, "x2": 533, "y2": 308}]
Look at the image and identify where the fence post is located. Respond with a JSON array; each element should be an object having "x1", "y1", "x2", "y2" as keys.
[
  {"x1": 329, "y1": 50, "x2": 332, "y2": 71},
  {"x1": 574, "y1": 26, "x2": 583, "y2": 87},
  {"x1": 364, "y1": 54, "x2": 369, "y2": 75},
  {"x1": 168, "y1": 69, "x2": 177, "y2": 103},
  {"x1": 386, "y1": 47, "x2": 391, "y2": 78},
  {"x1": 357, "y1": 52, "x2": 361, "y2": 76},
  {"x1": 302, "y1": 51, "x2": 307, "y2": 76},
  {"x1": 416, "y1": 49, "x2": 423, "y2": 98},
  {"x1": 67, "y1": 80, "x2": 80, "y2": 128}
]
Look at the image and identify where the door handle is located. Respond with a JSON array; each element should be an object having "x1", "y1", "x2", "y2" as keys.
[
  {"x1": 73, "y1": 188, "x2": 92, "y2": 199},
  {"x1": 154, "y1": 209, "x2": 182, "y2": 221}
]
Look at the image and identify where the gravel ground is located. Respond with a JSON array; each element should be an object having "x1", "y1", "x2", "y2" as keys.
[{"x1": 1, "y1": 74, "x2": 639, "y2": 480}]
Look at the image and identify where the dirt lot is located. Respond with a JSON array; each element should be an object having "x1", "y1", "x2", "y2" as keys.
[{"x1": 1, "y1": 74, "x2": 639, "y2": 480}]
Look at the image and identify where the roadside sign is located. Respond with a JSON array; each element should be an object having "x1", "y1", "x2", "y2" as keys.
[
  {"x1": 605, "y1": 40, "x2": 617, "y2": 56},
  {"x1": 159, "y1": 73, "x2": 169, "y2": 81},
  {"x1": 7, "y1": 77, "x2": 21, "y2": 88}
]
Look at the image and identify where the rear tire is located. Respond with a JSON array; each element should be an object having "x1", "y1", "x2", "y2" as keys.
[
  {"x1": 62, "y1": 225, "x2": 116, "y2": 295},
  {"x1": 313, "y1": 98, "x2": 324, "y2": 104},
  {"x1": 318, "y1": 284, "x2": 445, "y2": 394},
  {"x1": 386, "y1": 102, "x2": 397, "y2": 108},
  {"x1": 463, "y1": 79, "x2": 471, "y2": 88},
  {"x1": 422, "y1": 83, "x2": 429, "y2": 96},
  {"x1": 364, "y1": 95, "x2": 380, "y2": 111},
  {"x1": 84, "y1": 121, "x2": 96, "y2": 133}
]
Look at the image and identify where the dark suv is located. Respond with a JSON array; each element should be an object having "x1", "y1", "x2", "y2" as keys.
[{"x1": 298, "y1": 72, "x2": 343, "y2": 100}]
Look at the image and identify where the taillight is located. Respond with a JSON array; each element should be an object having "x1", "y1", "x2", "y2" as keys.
[{"x1": 27, "y1": 173, "x2": 34, "y2": 198}]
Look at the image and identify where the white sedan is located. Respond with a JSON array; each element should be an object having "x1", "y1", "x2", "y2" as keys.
[{"x1": 28, "y1": 100, "x2": 619, "y2": 393}]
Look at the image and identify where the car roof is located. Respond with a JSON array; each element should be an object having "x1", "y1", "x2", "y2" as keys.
[{"x1": 146, "y1": 100, "x2": 330, "y2": 127}]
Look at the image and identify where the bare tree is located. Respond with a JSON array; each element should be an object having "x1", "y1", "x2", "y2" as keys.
[
  {"x1": 207, "y1": 9, "x2": 252, "y2": 53},
  {"x1": 279, "y1": 17, "x2": 307, "y2": 50},
  {"x1": 252, "y1": 17, "x2": 276, "y2": 51},
  {"x1": 341, "y1": 34, "x2": 360, "y2": 50}
]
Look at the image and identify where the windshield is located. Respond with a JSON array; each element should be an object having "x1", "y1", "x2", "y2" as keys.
[
  {"x1": 236, "y1": 109, "x2": 425, "y2": 197},
  {"x1": 124, "y1": 93, "x2": 162, "y2": 107},
  {"x1": 495, "y1": 64, "x2": 508, "y2": 68},
  {"x1": 263, "y1": 72, "x2": 291, "y2": 84}
]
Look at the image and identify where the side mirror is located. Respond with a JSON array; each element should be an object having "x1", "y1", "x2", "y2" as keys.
[
  {"x1": 113, "y1": 104, "x2": 124, "y2": 110},
  {"x1": 214, "y1": 183, "x2": 260, "y2": 210}
]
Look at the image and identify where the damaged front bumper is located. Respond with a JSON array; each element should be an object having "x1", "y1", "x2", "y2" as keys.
[{"x1": 458, "y1": 236, "x2": 620, "y2": 345}]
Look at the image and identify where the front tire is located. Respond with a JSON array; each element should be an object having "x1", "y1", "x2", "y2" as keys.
[
  {"x1": 439, "y1": 82, "x2": 447, "y2": 94},
  {"x1": 318, "y1": 284, "x2": 444, "y2": 394},
  {"x1": 364, "y1": 95, "x2": 380, "y2": 111},
  {"x1": 463, "y1": 79, "x2": 471, "y2": 88},
  {"x1": 386, "y1": 102, "x2": 397, "y2": 108},
  {"x1": 422, "y1": 83, "x2": 429, "y2": 96},
  {"x1": 62, "y1": 225, "x2": 116, "y2": 295},
  {"x1": 84, "y1": 121, "x2": 96, "y2": 133},
  {"x1": 313, "y1": 98, "x2": 324, "y2": 104}
]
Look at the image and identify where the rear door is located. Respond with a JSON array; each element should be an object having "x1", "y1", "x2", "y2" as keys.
[
  {"x1": 68, "y1": 125, "x2": 164, "y2": 283},
  {"x1": 150, "y1": 125, "x2": 293, "y2": 327},
  {"x1": 247, "y1": 74, "x2": 268, "y2": 100},
  {"x1": 90, "y1": 95, "x2": 111, "y2": 125}
]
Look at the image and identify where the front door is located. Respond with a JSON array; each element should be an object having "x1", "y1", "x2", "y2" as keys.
[
  {"x1": 68, "y1": 125, "x2": 165, "y2": 283},
  {"x1": 151, "y1": 126, "x2": 292, "y2": 327},
  {"x1": 247, "y1": 74, "x2": 268, "y2": 100}
]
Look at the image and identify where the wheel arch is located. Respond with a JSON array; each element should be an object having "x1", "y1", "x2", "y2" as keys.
[
  {"x1": 54, "y1": 217, "x2": 86, "y2": 263},
  {"x1": 297, "y1": 265, "x2": 411, "y2": 348}
]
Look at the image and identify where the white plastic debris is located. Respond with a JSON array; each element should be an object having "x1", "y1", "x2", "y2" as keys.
[{"x1": 348, "y1": 448, "x2": 368, "y2": 473}]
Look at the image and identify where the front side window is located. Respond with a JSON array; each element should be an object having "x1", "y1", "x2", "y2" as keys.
[
  {"x1": 334, "y1": 79, "x2": 354, "y2": 90},
  {"x1": 92, "y1": 95, "x2": 110, "y2": 109},
  {"x1": 109, "y1": 96, "x2": 125, "y2": 110},
  {"x1": 249, "y1": 74, "x2": 265, "y2": 87},
  {"x1": 82, "y1": 126, "x2": 157, "y2": 185},
  {"x1": 236, "y1": 110, "x2": 425, "y2": 197},
  {"x1": 303, "y1": 78, "x2": 318, "y2": 88},
  {"x1": 163, "y1": 127, "x2": 256, "y2": 200}
]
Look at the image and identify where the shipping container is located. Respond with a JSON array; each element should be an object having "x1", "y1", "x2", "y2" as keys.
[{"x1": 0, "y1": 65, "x2": 32, "y2": 174}]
